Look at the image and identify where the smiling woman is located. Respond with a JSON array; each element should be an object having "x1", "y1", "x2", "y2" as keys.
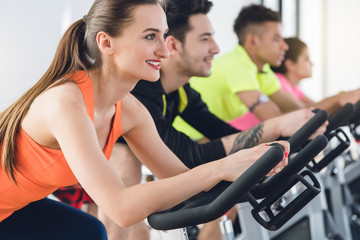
[
  {"x1": 0, "y1": 0, "x2": 289, "y2": 239},
  {"x1": 108, "y1": 3, "x2": 169, "y2": 83}
]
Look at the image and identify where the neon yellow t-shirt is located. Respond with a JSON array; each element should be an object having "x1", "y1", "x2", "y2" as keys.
[{"x1": 173, "y1": 45, "x2": 281, "y2": 139}]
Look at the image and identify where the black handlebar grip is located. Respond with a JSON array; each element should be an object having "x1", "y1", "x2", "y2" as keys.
[
  {"x1": 325, "y1": 103, "x2": 354, "y2": 135},
  {"x1": 288, "y1": 109, "x2": 328, "y2": 152},
  {"x1": 250, "y1": 134, "x2": 328, "y2": 199},
  {"x1": 147, "y1": 144, "x2": 284, "y2": 230},
  {"x1": 346, "y1": 101, "x2": 360, "y2": 125}
]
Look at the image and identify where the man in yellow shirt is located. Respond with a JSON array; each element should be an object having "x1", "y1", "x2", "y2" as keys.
[{"x1": 188, "y1": 4, "x2": 303, "y2": 131}]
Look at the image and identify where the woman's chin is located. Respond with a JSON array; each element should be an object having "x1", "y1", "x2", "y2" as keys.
[{"x1": 142, "y1": 73, "x2": 160, "y2": 82}]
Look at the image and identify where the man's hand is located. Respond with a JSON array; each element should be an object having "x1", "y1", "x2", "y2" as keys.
[{"x1": 275, "y1": 108, "x2": 328, "y2": 139}]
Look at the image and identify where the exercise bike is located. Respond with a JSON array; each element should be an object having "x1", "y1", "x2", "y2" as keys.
[{"x1": 238, "y1": 103, "x2": 357, "y2": 240}]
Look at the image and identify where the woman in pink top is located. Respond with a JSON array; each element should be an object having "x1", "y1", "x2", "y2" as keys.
[
  {"x1": 273, "y1": 37, "x2": 360, "y2": 116},
  {"x1": 0, "y1": 0, "x2": 289, "y2": 239}
]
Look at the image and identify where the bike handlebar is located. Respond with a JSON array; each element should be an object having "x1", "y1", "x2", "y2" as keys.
[
  {"x1": 147, "y1": 110, "x2": 329, "y2": 231},
  {"x1": 325, "y1": 103, "x2": 354, "y2": 136},
  {"x1": 346, "y1": 101, "x2": 360, "y2": 126},
  {"x1": 147, "y1": 144, "x2": 284, "y2": 230},
  {"x1": 289, "y1": 109, "x2": 328, "y2": 152},
  {"x1": 250, "y1": 134, "x2": 328, "y2": 198},
  {"x1": 307, "y1": 103, "x2": 354, "y2": 172}
]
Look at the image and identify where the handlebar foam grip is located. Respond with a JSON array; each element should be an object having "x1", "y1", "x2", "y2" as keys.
[
  {"x1": 287, "y1": 110, "x2": 328, "y2": 151},
  {"x1": 325, "y1": 103, "x2": 354, "y2": 135},
  {"x1": 346, "y1": 101, "x2": 360, "y2": 125}
]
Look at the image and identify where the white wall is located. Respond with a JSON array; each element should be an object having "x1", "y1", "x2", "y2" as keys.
[
  {"x1": 1, "y1": 0, "x2": 359, "y2": 110},
  {"x1": 208, "y1": 0, "x2": 261, "y2": 55},
  {"x1": 0, "y1": 0, "x2": 92, "y2": 111},
  {"x1": 298, "y1": 0, "x2": 326, "y2": 101},
  {"x1": 297, "y1": 0, "x2": 360, "y2": 101},
  {"x1": 325, "y1": 0, "x2": 360, "y2": 96}
]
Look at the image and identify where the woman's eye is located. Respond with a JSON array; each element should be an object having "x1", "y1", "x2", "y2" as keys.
[{"x1": 145, "y1": 34, "x2": 155, "y2": 40}]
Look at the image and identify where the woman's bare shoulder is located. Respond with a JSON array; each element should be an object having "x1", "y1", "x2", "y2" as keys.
[
  {"x1": 22, "y1": 81, "x2": 88, "y2": 148},
  {"x1": 120, "y1": 93, "x2": 152, "y2": 134}
]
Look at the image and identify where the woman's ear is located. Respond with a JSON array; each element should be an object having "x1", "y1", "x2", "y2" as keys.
[
  {"x1": 96, "y1": 31, "x2": 114, "y2": 55},
  {"x1": 165, "y1": 35, "x2": 182, "y2": 56}
]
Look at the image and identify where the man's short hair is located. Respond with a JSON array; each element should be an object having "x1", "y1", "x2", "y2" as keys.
[
  {"x1": 165, "y1": 0, "x2": 213, "y2": 43},
  {"x1": 233, "y1": 4, "x2": 280, "y2": 45}
]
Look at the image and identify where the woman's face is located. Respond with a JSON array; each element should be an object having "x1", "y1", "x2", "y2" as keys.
[
  {"x1": 290, "y1": 47, "x2": 313, "y2": 79},
  {"x1": 110, "y1": 4, "x2": 169, "y2": 82}
]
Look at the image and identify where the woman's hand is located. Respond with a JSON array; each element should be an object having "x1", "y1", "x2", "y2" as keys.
[
  {"x1": 265, "y1": 142, "x2": 289, "y2": 176},
  {"x1": 220, "y1": 141, "x2": 289, "y2": 182},
  {"x1": 263, "y1": 141, "x2": 289, "y2": 176}
]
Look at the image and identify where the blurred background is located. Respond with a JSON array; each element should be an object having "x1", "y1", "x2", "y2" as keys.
[{"x1": 1, "y1": 0, "x2": 359, "y2": 111}]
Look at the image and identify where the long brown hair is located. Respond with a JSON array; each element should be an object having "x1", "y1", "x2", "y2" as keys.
[{"x1": 0, "y1": 0, "x2": 161, "y2": 182}]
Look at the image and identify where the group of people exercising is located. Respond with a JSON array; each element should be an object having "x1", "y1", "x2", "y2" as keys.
[{"x1": 0, "y1": 0, "x2": 359, "y2": 240}]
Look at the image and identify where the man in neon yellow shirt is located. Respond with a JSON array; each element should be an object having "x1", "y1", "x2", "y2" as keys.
[{"x1": 187, "y1": 4, "x2": 303, "y2": 131}]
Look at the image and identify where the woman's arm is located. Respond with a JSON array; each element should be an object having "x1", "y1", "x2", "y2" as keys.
[
  {"x1": 42, "y1": 89, "x2": 220, "y2": 227},
  {"x1": 121, "y1": 94, "x2": 189, "y2": 178},
  {"x1": 41, "y1": 87, "x2": 288, "y2": 228},
  {"x1": 313, "y1": 89, "x2": 360, "y2": 116}
]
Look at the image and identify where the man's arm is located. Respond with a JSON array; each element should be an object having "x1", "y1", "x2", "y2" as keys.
[
  {"x1": 180, "y1": 86, "x2": 324, "y2": 159},
  {"x1": 131, "y1": 81, "x2": 237, "y2": 168},
  {"x1": 270, "y1": 89, "x2": 304, "y2": 112},
  {"x1": 237, "y1": 89, "x2": 282, "y2": 121},
  {"x1": 156, "y1": 118, "x2": 228, "y2": 168},
  {"x1": 313, "y1": 89, "x2": 360, "y2": 116},
  {"x1": 220, "y1": 108, "x2": 327, "y2": 155},
  {"x1": 237, "y1": 89, "x2": 303, "y2": 121},
  {"x1": 224, "y1": 123, "x2": 266, "y2": 154},
  {"x1": 180, "y1": 84, "x2": 239, "y2": 140}
]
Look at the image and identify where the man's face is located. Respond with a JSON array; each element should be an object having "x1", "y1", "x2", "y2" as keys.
[
  {"x1": 254, "y1": 21, "x2": 288, "y2": 67},
  {"x1": 177, "y1": 14, "x2": 220, "y2": 77}
]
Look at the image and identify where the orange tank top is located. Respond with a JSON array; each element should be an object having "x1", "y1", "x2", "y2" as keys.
[{"x1": 0, "y1": 71, "x2": 123, "y2": 221}]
